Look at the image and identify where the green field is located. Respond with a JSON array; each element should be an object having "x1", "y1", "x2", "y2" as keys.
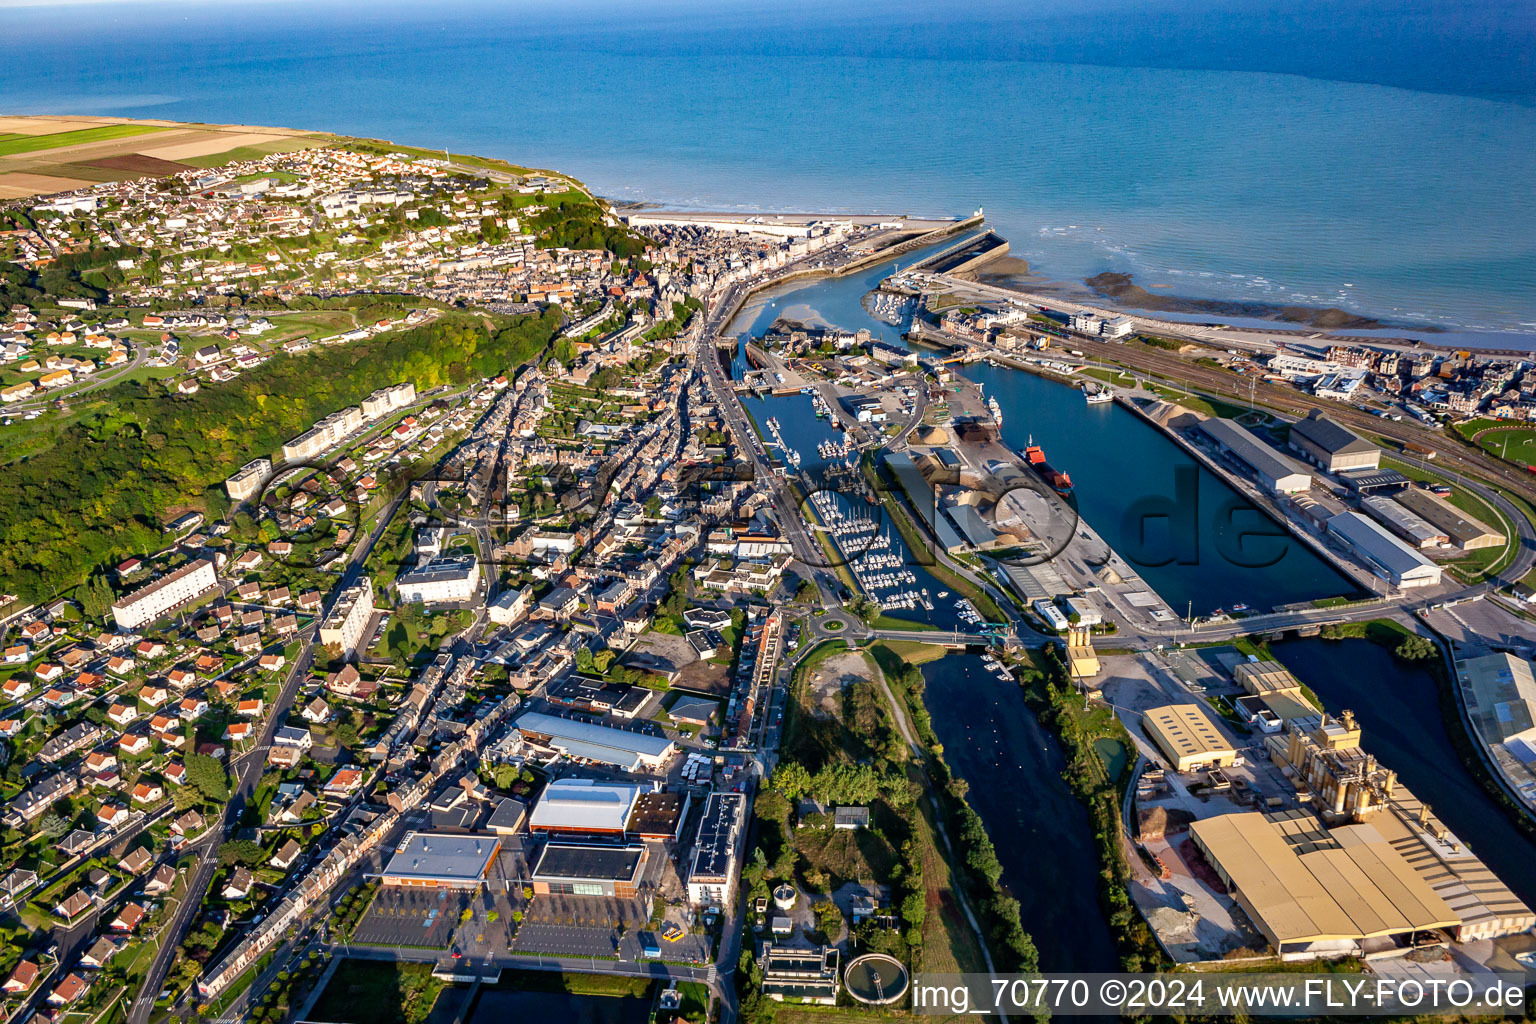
[
  {"x1": 1474, "y1": 426, "x2": 1536, "y2": 465},
  {"x1": 0, "y1": 124, "x2": 169, "y2": 157}
]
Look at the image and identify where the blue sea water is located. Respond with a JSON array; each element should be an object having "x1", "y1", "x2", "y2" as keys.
[{"x1": 2, "y1": 0, "x2": 1534, "y2": 336}]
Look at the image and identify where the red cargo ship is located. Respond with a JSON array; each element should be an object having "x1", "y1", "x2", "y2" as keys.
[{"x1": 1022, "y1": 443, "x2": 1074, "y2": 496}]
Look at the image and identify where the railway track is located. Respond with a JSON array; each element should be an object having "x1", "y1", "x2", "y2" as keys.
[{"x1": 1072, "y1": 335, "x2": 1536, "y2": 508}]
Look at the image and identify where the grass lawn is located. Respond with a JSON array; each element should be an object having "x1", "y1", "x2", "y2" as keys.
[
  {"x1": 307, "y1": 960, "x2": 446, "y2": 1024},
  {"x1": 873, "y1": 639, "x2": 949, "y2": 665},
  {"x1": 0, "y1": 123, "x2": 169, "y2": 156},
  {"x1": 910, "y1": 778, "x2": 989, "y2": 974},
  {"x1": 1473, "y1": 425, "x2": 1536, "y2": 465},
  {"x1": 871, "y1": 613, "x2": 938, "y2": 631}
]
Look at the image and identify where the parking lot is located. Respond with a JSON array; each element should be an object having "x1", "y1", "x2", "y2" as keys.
[{"x1": 350, "y1": 886, "x2": 465, "y2": 949}]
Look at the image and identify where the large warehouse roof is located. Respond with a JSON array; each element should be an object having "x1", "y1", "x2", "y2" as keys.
[
  {"x1": 1144, "y1": 703, "x2": 1235, "y2": 766},
  {"x1": 381, "y1": 832, "x2": 500, "y2": 885},
  {"x1": 529, "y1": 778, "x2": 643, "y2": 833},
  {"x1": 1291, "y1": 410, "x2": 1376, "y2": 456},
  {"x1": 1326, "y1": 511, "x2": 1441, "y2": 585},
  {"x1": 514, "y1": 711, "x2": 675, "y2": 770},
  {"x1": 1190, "y1": 811, "x2": 1459, "y2": 946},
  {"x1": 1199, "y1": 418, "x2": 1312, "y2": 492}
]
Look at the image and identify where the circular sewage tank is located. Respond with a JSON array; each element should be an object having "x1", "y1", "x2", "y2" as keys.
[
  {"x1": 844, "y1": 953, "x2": 909, "y2": 1006},
  {"x1": 772, "y1": 883, "x2": 797, "y2": 911}
]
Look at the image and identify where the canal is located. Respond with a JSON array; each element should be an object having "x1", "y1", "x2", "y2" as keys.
[
  {"x1": 1273, "y1": 636, "x2": 1536, "y2": 908},
  {"x1": 726, "y1": 246, "x2": 1362, "y2": 617},
  {"x1": 463, "y1": 984, "x2": 653, "y2": 1024},
  {"x1": 921, "y1": 652, "x2": 1120, "y2": 972},
  {"x1": 966, "y1": 362, "x2": 1361, "y2": 617}
]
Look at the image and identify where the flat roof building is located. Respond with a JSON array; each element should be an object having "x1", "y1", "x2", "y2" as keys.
[
  {"x1": 225, "y1": 458, "x2": 272, "y2": 502},
  {"x1": 1288, "y1": 410, "x2": 1380, "y2": 473},
  {"x1": 1143, "y1": 703, "x2": 1238, "y2": 772},
  {"x1": 1199, "y1": 418, "x2": 1313, "y2": 495},
  {"x1": 1394, "y1": 487, "x2": 1505, "y2": 551},
  {"x1": 759, "y1": 945, "x2": 840, "y2": 1005},
  {"x1": 380, "y1": 832, "x2": 500, "y2": 889},
  {"x1": 1459, "y1": 653, "x2": 1536, "y2": 765},
  {"x1": 1327, "y1": 511, "x2": 1443, "y2": 588},
  {"x1": 318, "y1": 577, "x2": 374, "y2": 658},
  {"x1": 1233, "y1": 662, "x2": 1320, "y2": 722},
  {"x1": 512, "y1": 711, "x2": 676, "y2": 773},
  {"x1": 529, "y1": 778, "x2": 644, "y2": 835},
  {"x1": 485, "y1": 798, "x2": 527, "y2": 836},
  {"x1": 687, "y1": 791, "x2": 745, "y2": 907},
  {"x1": 530, "y1": 842, "x2": 648, "y2": 898},
  {"x1": 396, "y1": 554, "x2": 479, "y2": 605}
]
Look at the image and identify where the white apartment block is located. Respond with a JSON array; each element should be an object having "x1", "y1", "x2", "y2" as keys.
[
  {"x1": 319, "y1": 577, "x2": 375, "y2": 657},
  {"x1": 362, "y1": 382, "x2": 415, "y2": 420},
  {"x1": 282, "y1": 406, "x2": 365, "y2": 463},
  {"x1": 111, "y1": 559, "x2": 219, "y2": 630},
  {"x1": 225, "y1": 458, "x2": 273, "y2": 501},
  {"x1": 396, "y1": 555, "x2": 479, "y2": 606}
]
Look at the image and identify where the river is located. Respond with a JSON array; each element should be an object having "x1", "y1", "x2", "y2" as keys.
[{"x1": 920, "y1": 652, "x2": 1121, "y2": 972}]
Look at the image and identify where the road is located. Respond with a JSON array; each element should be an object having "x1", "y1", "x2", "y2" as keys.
[{"x1": 129, "y1": 623, "x2": 318, "y2": 1024}]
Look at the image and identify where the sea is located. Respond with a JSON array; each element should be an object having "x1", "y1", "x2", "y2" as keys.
[{"x1": 1, "y1": 0, "x2": 1534, "y2": 341}]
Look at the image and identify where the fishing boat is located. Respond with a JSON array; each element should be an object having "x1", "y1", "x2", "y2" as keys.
[
  {"x1": 987, "y1": 395, "x2": 1004, "y2": 423},
  {"x1": 1083, "y1": 382, "x2": 1113, "y2": 404}
]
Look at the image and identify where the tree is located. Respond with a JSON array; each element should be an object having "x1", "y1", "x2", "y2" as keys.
[
  {"x1": 185, "y1": 753, "x2": 229, "y2": 803},
  {"x1": 79, "y1": 572, "x2": 117, "y2": 621},
  {"x1": 218, "y1": 839, "x2": 262, "y2": 866},
  {"x1": 492, "y1": 763, "x2": 518, "y2": 790},
  {"x1": 770, "y1": 761, "x2": 812, "y2": 801},
  {"x1": 39, "y1": 813, "x2": 69, "y2": 838},
  {"x1": 1395, "y1": 635, "x2": 1437, "y2": 662}
]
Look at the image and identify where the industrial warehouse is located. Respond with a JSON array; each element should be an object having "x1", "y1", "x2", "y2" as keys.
[
  {"x1": 527, "y1": 777, "x2": 687, "y2": 840},
  {"x1": 1178, "y1": 710, "x2": 1536, "y2": 958},
  {"x1": 1142, "y1": 703, "x2": 1238, "y2": 772},
  {"x1": 510, "y1": 711, "x2": 677, "y2": 772},
  {"x1": 1199, "y1": 417, "x2": 1313, "y2": 495}
]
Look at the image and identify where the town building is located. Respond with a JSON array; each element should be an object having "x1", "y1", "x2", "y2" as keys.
[
  {"x1": 511, "y1": 711, "x2": 676, "y2": 772},
  {"x1": 396, "y1": 554, "x2": 479, "y2": 605},
  {"x1": 225, "y1": 458, "x2": 272, "y2": 501},
  {"x1": 379, "y1": 832, "x2": 501, "y2": 889},
  {"x1": 686, "y1": 790, "x2": 744, "y2": 907},
  {"x1": 318, "y1": 577, "x2": 374, "y2": 657},
  {"x1": 529, "y1": 778, "x2": 646, "y2": 835},
  {"x1": 529, "y1": 842, "x2": 648, "y2": 898},
  {"x1": 111, "y1": 558, "x2": 218, "y2": 630}
]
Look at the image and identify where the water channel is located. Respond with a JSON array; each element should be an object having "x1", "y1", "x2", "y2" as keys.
[{"x1": 920, "y1": 652, "x2": 1121, "y2": 972}]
